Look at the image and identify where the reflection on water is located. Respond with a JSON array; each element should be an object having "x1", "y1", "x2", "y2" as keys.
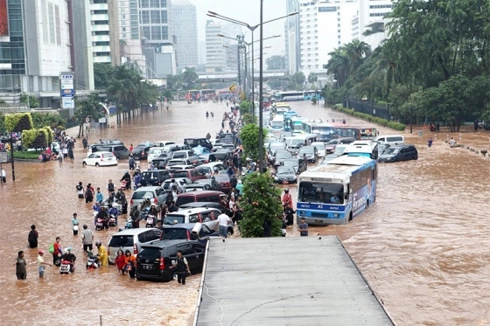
[{"x1": 2, "y1": 101, "x2": 490, "y2": 324}]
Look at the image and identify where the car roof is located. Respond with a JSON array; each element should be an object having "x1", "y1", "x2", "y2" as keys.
[
  {"x1": 133, "y1": 186, "x2": 161, "y2": 191},
  {"x1": 111, "y1": 227, "x2": 161, "y2": 236},
  {"x1": 177, "y1": 190, "x2": 224, "y2": 196},
  {"x1": 180, "y1": 201, "x2": 222, "y2": 208},
  {"x1": 169, "y1": 207, "x2": 219, "y2": 214},
  {"x1": 141, "y1": 239, "x2": 201, "y2": 249},
  {"x1": 90, "y1": 151, "x2": 114, "y2": 155}
]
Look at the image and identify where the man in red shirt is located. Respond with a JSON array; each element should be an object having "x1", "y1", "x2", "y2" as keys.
[{"x1": 282, "y1": 188, "x2": 293, "y2": 209}]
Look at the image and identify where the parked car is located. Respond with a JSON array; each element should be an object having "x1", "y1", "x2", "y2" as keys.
[
  {"x1": 178, "y1": 201, "x2": 226, "y2": 213},
  {"x1": 379, "y1": 145, "x2": 418, "y2": 163},
  {"x1": 273, "y1": 149, "x2": 292, "y2": 166},
  {"x1": 273, "y1": 166, "x2": 297, "y2": 184},
  {"x1": 139, "y1": 170, "x2": 171, "y2": 187},
  {"x1": 311, "y1": 142, "x2": 326, "y2": 158},
  {"x1": 161, "y1": 177, "x2": 193, "y2": 191},
  {"x1": 132, "y1": 142, "x2": 156, "y2": 160},
  {"x1": 193, "y1": 178, "x2": 221, "y2": 191},
  {"x1": 159, "y1": 223, "x2": 218, "y2": 243},
  {"x1": 130, "y1": 186, "x2": 168, "y2": 209},
  {"x1": 185, "y1": 183, "x2": 213, "y2": 192},
  {"x1": 377, "y1": 142, "x2": 391, "y2": 155},
  {"x1": 171, "y1": 169, "x2": 207, "y2": 182},
  {"x1": 135, "y1": 240, "x2": 206, "y2": 282},
  {"x1": 107, "y1": 228, "x2": 162, "y2": 264},
  {"x1": 172, "y1": 150, "x2": 198, "y2": 163},
  {"x1": 175, "y1": 190, "x2": 226, "y2": 207},
  {"x1": 283, "y1": 158, "x2": 307, "y2": 174},
  {"x1": 166, "y1": 159, "x2": 192, "y2": 169},
  {"x1": 153, "y1": 140, "x2": 176, "y2": 148},
  {"x1": 82, "y1": 151, "x2": 118, "y2": 167},
  {"x1": 152, "y1": 157, "x2": 170, "y2": 170},
  {"x1": 325, "y1": 137, "x2": 356, "y2": 153},
  {"x1": 195, "y1": 162, "x2": 226, "y2": 176},
  {"x1": 297, "y1": 145, "x2": 319, "y2": 163},
  {"x1": 213, "y1": 173, "x2": 232, "y2": 193},
  {"x1": 163, "y1": 207, "x2": 221, "y2": 228},
  {"x1": 184, "y1": 137, "x2": 213, "y2": 150},
  {"x1": 90, "y1": 144, "x2": 130, "y2": 159},
  {"x1": 167, "y1": 164, "x2": 195, "y2": 171},
  {"x1": 374, "y1": 135, "x2": 405, "y2": 147},
  {"x1": 148, "y1": 147, "x2": 165, "y2": 164}
]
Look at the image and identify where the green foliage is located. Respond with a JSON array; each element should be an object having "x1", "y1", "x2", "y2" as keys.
[
  {"x1": 239, "y1": 100, "x2": 251, "y2": 116},
  {"x1": 240, "y1": 124, "x2": 267, "y2": 161},
  {"x1": 182, "y1": 67, "x2": 198, "y2": 90},
  {"x1": 22, "y1": 128, "x2": 48, "y2": 149},
  {"x1": 4, "y1": 113, "x2": 34, "y2": 133},
  {"x1": 331, "y1": 105, "x2": 406, "y2": 131},
  {"x1": 20, "y1": 93, "x2": 40, "y2": 108},
  {"x1": 94, "y1": 63, "x2": 113, "y2": 89},
  {"x1": 162, "y1": 88, "x2": 173, "y2": 101},
  {"x1": 239, "y1": 172, "x2": 283, "y2": 238},
  {"x1": 288, "y1": 72, "x2": 306, "y2": 90},
  {"x1": 31, "y1": 113, "x2": 66, "y2": 130},
  {"x1": 74, "y1": 93, "x2": 104, "y2": 126},
  {"x1": 167, "y1": 75, "x2": 183, "y2": 91},
  {"x1": 11, "y1": 150, "x2": 41, "y2": 159},
  {"x1": 266, "y1": 55, "x2": 286, "y2": 70},
  {"x1": 241, "y1": 113, "x2": 255, "y2": 125}
]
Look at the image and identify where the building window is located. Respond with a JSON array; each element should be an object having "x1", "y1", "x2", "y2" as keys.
[
  {"x1": 162, "y1": 26, "x2": 168, "y2": 40},
  {"x1": 141, "y1": 10, "x2": 150, "y2": 24},
  {"x1": 161, "y1": 10, "x2": 167, "y2": 23},
  {"x1": 140, "y1": 0, "x2": 149, "y2": 8},
  {"x1": 142, "y1": 26, "x2": 150, "y2": 38},
  {"x1": 151, "y1": 26, "x2": 161, "y2": 40},
  {"x1": 151, "y1": 10, "x2": 160, "y2": 23},
  {"x1": 150, "y1": 0, "x2": 159, "y2": 8},
  {"x1": 161, "y1": 0, "x2": 167, "y2": 7}
]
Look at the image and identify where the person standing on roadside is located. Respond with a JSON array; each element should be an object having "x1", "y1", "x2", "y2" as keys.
[
  {"x1": 51, "y1": 237, "x2": 62, "y2": 266},
  {"x1": 81, "y1": 225, "x2": 94, "y2": 252},
  {"x1": 217, "y1": 211, "x2": 231, "y2": 238},
  {"x1": 282, "y1": 188, "x2": 293, "y2": 209},
  {"x1": 1, "y1": 168, "x2": 6, "y2": 183},
  {"x1": 72, "y1": 213, "x2": 80, "y2": 236},
  {"x1": 299, "y1": 217, "x2": 308, "y2": 236},
  {"x1": 170, "y1": 250, "x2": 191, "y2": 285},
  {"x1": 37, "y1": 250, "x2": 51, "y2": 278},
  {"x1": 28, "y1": 225, "x2": 38, "y2": 248},
  {"x1": 107, "y1": 179, "x2": 115, "y2": 197},
  {"x1": 85, "y1": 183, "x2": 94, "y2": 203},
  {"x1": 128, "y1": 155, "x2": 135, "y2": 171},
  {"x1": 14, "y1": 251, "x2": 27, "y2": 280}
]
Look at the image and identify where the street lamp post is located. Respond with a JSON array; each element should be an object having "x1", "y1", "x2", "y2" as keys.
[
  {"x1": 410, "y1": 107, "x2": 414, "y2": 134},
  {"x1": 208, "y1": 10, "x2": 298, "y2": 127}
]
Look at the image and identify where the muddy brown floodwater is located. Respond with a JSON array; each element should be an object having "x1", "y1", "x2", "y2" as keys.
[{"x1": 2, "y1": 100, "x2": 490, "y2": 325}]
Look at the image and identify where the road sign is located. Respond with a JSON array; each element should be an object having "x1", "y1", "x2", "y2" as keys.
[
  {"x1": 0, "y1": 152, "x2": 8, "y2": 163},
  {"x1": 229, "y1": 84, "x2": 237, "y2": 91}
]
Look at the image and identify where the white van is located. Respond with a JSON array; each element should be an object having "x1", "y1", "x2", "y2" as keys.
[
  {"x1": 375, "y1": 135, "x2": 404, "y2": 147},
  {"x1": 107, "y1": 228, "x2": 162, "y2": 264}
]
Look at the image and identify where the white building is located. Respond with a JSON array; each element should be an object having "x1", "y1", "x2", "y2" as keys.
[
  {"x1": 89, "y1": 0, "x2": 120, "y2": 65},
  {"x1": 173, "y1": 0, "x2": 198, "y2": 72},
  {"x1": 118, "y1": 0, "x2": 146, "y2": 75},
  {"x1": 285, "y1": 0, "x2": 301, "y2": 74},
  {"x1": 299, "y1": 0, "x2": 358, "y2": 77},
  {"x1": 353, "y1": 0, "x2": 393, "y2": 50}
]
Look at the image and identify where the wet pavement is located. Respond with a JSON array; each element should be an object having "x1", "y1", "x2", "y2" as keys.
[{"x1": 1, "y1": 100, "x2": 490, "y2": 325}]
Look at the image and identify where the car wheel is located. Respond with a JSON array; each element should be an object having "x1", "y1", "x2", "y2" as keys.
[
  {"x1": 95, "y1": 163, "x2": 100, "y2": 167},
  {"x1": 172, "y1": 271, "x2": 178, "y2": 281},
  {"x1": 228, "y1": 226, "x2": 234, "y2": 236},
  {"x1": 414, "y1": 154, "x2": 418, "y2": 160},
  {"x1": 82, "y1": 161, "x2": 87, "y2": 166}
]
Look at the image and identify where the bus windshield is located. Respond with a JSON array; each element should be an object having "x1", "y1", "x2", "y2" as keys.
[{"x1": 299, "y1": 182, "x2": 344, "y2": 204}]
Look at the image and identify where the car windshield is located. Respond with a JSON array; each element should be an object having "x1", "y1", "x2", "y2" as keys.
[
  {"x1": 298, "y1": 182, "x2": 344, "y2": 204},
  {"x1": 132, "y1": 191, "x2": 155, "y2": 200},
  {"x1": 173, "y1": 171, "x2": 189, "y2": 178},
  {"x1": 164, "y1": 214, "x2": 185, "y2": 225},
  {"x1": 283, "y1": 160, "x2": 297, "y2": 167},
  {"x1": 327, "y1": 140, "x2": 339, "y2": 145},
  {"x1": 299, "y1": 147, "x2": 314, "y2": 155},
  {"x1": 383, "y1": 148, "x2": 398, "y2": 155},
  {"x1": 108, "y1": 235, "x2": 134, "y2": 247},
  {"x1": 161, "y1": 228, "x2": 188, "y2": 240},
  {"x1": 313, "y1": 143, "x2": 325, "y2": 150},
  {"x1": 288, "y1": 139, "x2": 304, "y2": 146},
  {"x1": 277, "y1": 166, "x2": 295, "y2": 174},
  {"x1": 149, "y1": 149, "x2": 162, "y2": 155},
  {"x1": 275, "y1": 151, "x2": 291, "y2": 159},
  {"x1": 334, "y1": 145, "x2": 347, "y2": 154}
]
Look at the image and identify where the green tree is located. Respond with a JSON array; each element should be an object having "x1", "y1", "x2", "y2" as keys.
[
  {"x1": 4, "y1": 113, "x2": 33, "y2": 133},
  {"x1": 239, "y1": 100, "x2": 252, "y2": 116},
  {"x1": 20, "y1": 93, "x2": 40, "y2": 108},
  {"x1": 166, "y1": 75, "x2": 182, "y2": 91},
  {"x1": 288, "y1": 72, "x2": 305, "y2": 90},
  {"x1": 74, "y1": 93, "x2": 104, "y2": 138},
  {"x1": 182, "y1": 67, "x2": 198, "y2": 90},
  {"x1": 307, "y1": 73, "x2": 318, "y2": 87},
  {"x1": 239, "y1": 172, "x2": 283, "y2": 238},
  {"x1": 240, "y1": 123, "x2": 267, "y2": 162},
  {"x1": 94, "y1": 63, "x2": 113, "y2": 89},
  {"x1": 266, "y1": 55, "x2": 285, "y2": 70}
]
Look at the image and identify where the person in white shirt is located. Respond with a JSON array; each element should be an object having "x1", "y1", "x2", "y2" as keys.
[
  {"x1": 1, "y1": 168, "x2": 6, "y2": 183},
  {"x1": 217, "y1": 212, "x2": 231, "y2": 238}
]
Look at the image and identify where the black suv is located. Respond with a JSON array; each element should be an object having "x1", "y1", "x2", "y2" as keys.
[
  {"x1": 184, "y1": 138, "x2": 213, "y2": 150},
  {"x1": 132, "y1": 142, "x2": 156, "y2": 160},
  {"x1": 379, "y1": 144, "x2": 418, "y2": 162},
  {"x1": 139, "y1": 170, "x2": 171, "y2": 187},
  {"x1": 135, "y1": 240, "x2": 206, "y2": 282}
]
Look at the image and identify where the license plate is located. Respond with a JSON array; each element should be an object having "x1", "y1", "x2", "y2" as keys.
[
  {"x1": 108, "y1": 158, "x2": 113, "y2": 160},
  {"x1": 142, "y1": 264, "x2": 152, "y2": 270},
  {"x1": 282, "y1": 180, "x2": 289, "y2": 184}
]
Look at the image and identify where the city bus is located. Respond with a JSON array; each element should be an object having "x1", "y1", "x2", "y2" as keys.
[
  {"x1": 303, "y1": 90, "x2": 323, "y2": 100},
  {"x1": 296, "y1": 155, "x2": 377, "y2": 225},
  {"x1": 269, "y1": 115, "x2": 284, "y2": 134},
  {"x1": 302, "y1": 121, "x2": 335, "y2": 142},
  {"x1": 331, "y1": 123, "x2": 361, "y2": 139},
  {"x1": 273, "y1": 91, "x2": 305, "y2": 101}
]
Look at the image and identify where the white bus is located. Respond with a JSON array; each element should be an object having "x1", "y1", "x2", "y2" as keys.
[
  {"x1": 297, "y1": 155, "x2": 378, "y2": 225},
  {"x1": 342, "y1": 140, "x2": 379, "y2": 160},
  {"x1": 269, "y1": 115, "x2": 284, "y2": 134}
]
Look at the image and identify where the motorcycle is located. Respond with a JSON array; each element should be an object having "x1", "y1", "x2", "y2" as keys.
[
  {"x1": 125, "y1": 217, "x2": 133, "y2": 229},
  {"x1": 146, "y1": 214, "x2": 156, "y2": 228},
  {"x1": 108, "y1": 215, "x2": 117, "y2": 227},
  {"x1": 59, "y1": 259, "x2": 75, "y2": 274},
  {"x1": 95, "y1": 217, "x2": 106, "y2": 231},
  {"x1": 86, "y1": 253, "x2": 99, "y2": 269}
]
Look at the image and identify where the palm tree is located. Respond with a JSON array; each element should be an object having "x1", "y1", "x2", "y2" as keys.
[
  {"x1": 326, "y1": 47, "x2": 349, "y2": 87},
  {"x1": 344, "y1": 40, "x2": 371, "y2": 75}
]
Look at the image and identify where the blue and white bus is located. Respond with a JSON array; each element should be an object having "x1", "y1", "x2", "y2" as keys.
[
  {"x1": 269, "y1": 115, "x2": 285, "y2": 134},
  {"x1": 296, "y1": 155, "x2": 377, "y2": 225},
  {"x1": 302, "y1": 121, "x2": 335, "y2": 142},
  {"x1": 273, "y1": 91, "x2": 305, "y2": 101}
]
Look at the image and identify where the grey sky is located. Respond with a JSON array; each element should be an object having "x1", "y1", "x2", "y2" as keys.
[{"x1": 188, "y1": 0, "x2": 287, "y2": 59}]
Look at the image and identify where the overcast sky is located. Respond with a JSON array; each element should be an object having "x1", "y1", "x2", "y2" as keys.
[{"x1": 188, "y1": 0, "x2": 288, "y2": 59}]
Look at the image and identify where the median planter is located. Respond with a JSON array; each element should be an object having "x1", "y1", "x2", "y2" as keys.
[{"x1": 481, "y1": 150, "x2": 488, "y2": 157}]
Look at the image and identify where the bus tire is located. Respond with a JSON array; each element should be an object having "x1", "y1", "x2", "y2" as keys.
[{"x1": 366, "y1": 200, "x2": 370, "y2": 208}]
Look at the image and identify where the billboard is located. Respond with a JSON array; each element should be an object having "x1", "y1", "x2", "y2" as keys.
[{"x1": 0, "y1": 0, "x2": 8, "y2": 36}]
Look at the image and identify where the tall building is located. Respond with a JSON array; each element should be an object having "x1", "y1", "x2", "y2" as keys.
[
  {"x1": 299, "y1": 0, "x2": 358, "y2": 77},
  {"x1": 68, "y1": 0, "x2": 95, "y2": 91},
  {"x1": 173, "y1": 0, "x2": 198, "y2": 72},
  {"x1": 138, "y1": 0, "x2": 176, "y2": 78},
  {"x1": 285, "y1": 0, "x2": 300, "y2": 74},
  {"x1": 118, "y1": 0, "x2": 146, "y2": 75},
  {"x1": 89, "y1": 0, "x2": 120, "y2": 65},
  {"x1": 353, "y1": 0, "x2": 392, "y2": 50},
  {"x1": 205, "y1": 20, "x2": 242, "y2": 73}
]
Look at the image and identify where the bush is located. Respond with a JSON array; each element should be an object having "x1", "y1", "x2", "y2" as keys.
[
  {"x1": 331, "y1": 105, "x2": 405, "y2": 131},
  {"x1": 13, "y1": 150, "x2": 42, "y2": 160}
]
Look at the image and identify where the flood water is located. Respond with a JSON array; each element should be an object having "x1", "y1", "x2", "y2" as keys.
[{"x1": 2, "y1": 100, "x2": 490, "y2": 325}]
